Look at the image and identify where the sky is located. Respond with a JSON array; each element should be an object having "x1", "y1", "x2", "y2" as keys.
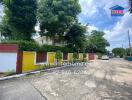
[
  {"x1": 0, "y1": 0, "x2": 132, "y2": 51},
  {"x1": 79, "y1": 0, "x2": 132, "y2": 51}
]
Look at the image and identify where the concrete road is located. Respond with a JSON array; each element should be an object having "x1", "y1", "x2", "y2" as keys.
[
  {"x1": 0, "y1": 59, "x2": 132, "y2": 100},
  {"x1": 0, "y1": 79, "x2": 46, "y2": 100}
]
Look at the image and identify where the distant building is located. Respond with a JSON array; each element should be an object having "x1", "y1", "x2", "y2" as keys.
[{"x1": 35, "y1": 36, "x2": 66, "y2": 47}]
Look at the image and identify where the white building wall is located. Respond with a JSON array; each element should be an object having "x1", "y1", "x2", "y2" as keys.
[
  {"x1": 0, "y1": 53, "x2": 17, "y2": 72},
  {"x1": 35, "y1": 36, "x2": 53, "y2": 45}
]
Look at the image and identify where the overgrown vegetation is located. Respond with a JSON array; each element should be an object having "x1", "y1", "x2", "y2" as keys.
[{"x1": 2, "y1": 40, "x2": 73, "y2": 52}]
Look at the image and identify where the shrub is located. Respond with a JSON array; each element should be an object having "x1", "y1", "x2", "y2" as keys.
[
  {"x1": 83, "y1": 53, "x2": 87, "y2": 58},
  {"x1": 55, "y1": 50, "x2": 62, "y2": 60},
  {"x1": 55, "y1": 50, "x2": 62, "y2": 65},
  {"x1": 37, "y1": 64, "x2": 47, "y2": 70},
  {"x1": 83, "y1": 53, "x2": 87, "y2": 62},
  {"x1": 73, "y1": 52, "x2": 78, "y2": 62}
]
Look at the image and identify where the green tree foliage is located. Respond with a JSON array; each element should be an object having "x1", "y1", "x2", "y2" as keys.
[
  {"x1": 0, "y1": 15, "x2": 12, "y2": 39},
  {"x1": 112, "y1": 48, "x2": 126, "y2": 58},
  {"x1": 55, "y1": 50, "x2": 62, "y2": 60},
  {"x1": 73, "y1": 52, "x2": 78, "y2": 61},
  {"x1": 2, "y1": 0, "x2": 37, "y2": 40},
  {"x1": 126, "y1": 48, "x2": 132, "y2": 56},
  {"x1": 65, "y1": 24, "x2": 86, "y2": 52},
  {"x1": 37, "y1": 0, "x2": 81, "y2": 39},
  {"x1": 55, "y1": 50, "x2": 62, "y2": 65},
  {"x1": 86, "y1": 30, "x2": 109, "y2": 54}
]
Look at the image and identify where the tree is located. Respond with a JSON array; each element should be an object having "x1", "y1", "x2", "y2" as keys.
[
  {"x1": 2, "y1": 0, "x2": 37, "y2": 40},
  {"x1": 65, "y1": 24, "x2": 86, "y2": 52},
  {"x1": 0, "y1": 14, "x2": 12, "y2": 39},
  {"x1": 37, "y1": 0, "x2": 81, "y2": 43},
  {"x1": 126, "y1": 48, "x2": 132, "y2": 56},
  {"x1": 112, "y1": 48, "x2": 126, "y2": 58},
  {"x1": 86, "y1": 30, "x2": 109, "y2": 54}
]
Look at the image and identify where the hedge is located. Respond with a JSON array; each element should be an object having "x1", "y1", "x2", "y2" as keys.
[
  {"x1": 41, "y1": 45, "x2": 73, "y2": 53},
  {"x1": 2, "y1": 40, "x2": 73, "y2": 53}
]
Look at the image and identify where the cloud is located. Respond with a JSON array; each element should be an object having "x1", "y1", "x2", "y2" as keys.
[
  {"x1": 79, "y1": 0, "x2": 128, "y2": 17},
  {"x1": 79, "y1": 0, "x2": 98, "y2": 17},
  {"x1": 86, "y1": 25, "x2": 99, "y2": 33},
  {"x1": 104, "y1": 12, "x2": 132, "y2": 50},
  {"x1": 79, "y1": 0, "x2": 131, "y2": 50}
]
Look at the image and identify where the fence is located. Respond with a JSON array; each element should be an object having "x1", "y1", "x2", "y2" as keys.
[{"x1": 0, "y1": 44, "x2": 96, "y2": 73}]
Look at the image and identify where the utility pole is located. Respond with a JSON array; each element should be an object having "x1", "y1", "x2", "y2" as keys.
[
  {"x1": 128, "y1": 30, "x2": 131, "y2": 56},
  {"x1": 129, "y1": 0, "x2": 132, "y2": 13}
]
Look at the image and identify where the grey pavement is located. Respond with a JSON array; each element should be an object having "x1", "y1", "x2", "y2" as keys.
[{"x1": 0, "y1": 79, "x2": 46, "y2": 100}]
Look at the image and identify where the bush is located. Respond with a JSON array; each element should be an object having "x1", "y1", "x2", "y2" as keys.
[
  {"x1": 55, "y1": 50, "x2": 62, "y2": 60},
  {"x1": 83, "y1": 53, "x2": 87, "y2": 62},
  {"x1": 73, "y1": 52, "x2": 78, "y2": 62},
  {"x1": 55, "y1": 50, "x2": 62, "y2": 65},
  {"x1": 83, "y1": 53, "x2": 87, "y2": 58},
  {"x1": 37, "y1": 64, "x2": 47, "y2": 70}
]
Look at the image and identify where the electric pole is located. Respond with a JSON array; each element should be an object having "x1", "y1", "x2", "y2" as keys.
[
  {"x1": 129, "y1": 0, "x2": 132, "y2": 13},
  {"x1": 128, "y1": 30, "x2": 131, "y2": 56}
]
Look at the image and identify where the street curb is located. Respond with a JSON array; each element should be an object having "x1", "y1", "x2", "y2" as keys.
[
  {"x1": 0, "y1": 62, "x2": 90, "y2": 81},
  {"x1": 0, "y1": 65, "x2": 68, "y2": 81}
]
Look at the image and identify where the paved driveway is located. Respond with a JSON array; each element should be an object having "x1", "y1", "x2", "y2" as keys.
[{"x1": 0, "y1": 59, "x2": 132, "y2": 100}]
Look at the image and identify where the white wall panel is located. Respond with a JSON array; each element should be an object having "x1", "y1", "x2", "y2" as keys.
[{"x1": 0, "y1": 53, "x2": 17, "y2": 72}]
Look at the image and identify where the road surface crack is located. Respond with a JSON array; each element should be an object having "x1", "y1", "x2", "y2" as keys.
[{"x1": 28, "y1": 81, "x2": 48, "y2": 100}]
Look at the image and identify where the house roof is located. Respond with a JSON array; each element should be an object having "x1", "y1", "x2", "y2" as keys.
[{"x1": 110, "y1": 5, "x2": 124, "y2": 10}]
